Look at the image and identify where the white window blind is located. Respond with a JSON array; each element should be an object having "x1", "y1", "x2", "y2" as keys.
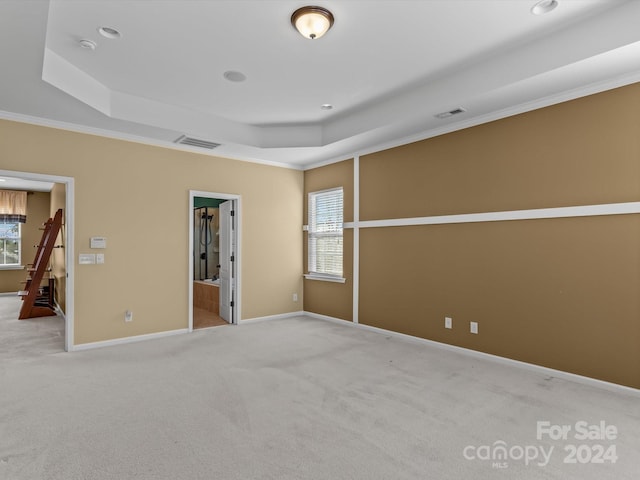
[{"x1": 308, "y1": 187, "x2": 343, "y2": 277}]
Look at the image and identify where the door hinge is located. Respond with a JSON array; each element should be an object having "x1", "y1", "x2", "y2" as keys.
[
  {"x1": 230, "y1": 255, "x2": 234, "y2": 262},
  {"x1": 230, "y1": 210, "x2": 235, "y2": 217},
  {"x1": 230, "y1": 301, "x2": 234, "y2": 307}
]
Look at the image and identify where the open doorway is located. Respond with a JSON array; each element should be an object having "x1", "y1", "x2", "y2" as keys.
[
  {"x1": 0, "y1": 169, "x2": 74, "y2": 352},
  {"x1": 189, "y1": 191, "x2": 240, "y2": 330}
]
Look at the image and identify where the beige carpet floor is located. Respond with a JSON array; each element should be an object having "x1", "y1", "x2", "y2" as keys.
[
  {"x1": 1, "y1": 302, "x2": 639, "y2": 479},
  {"x1": 0, "y1": 295, "x2": 64, "y2": 363}
]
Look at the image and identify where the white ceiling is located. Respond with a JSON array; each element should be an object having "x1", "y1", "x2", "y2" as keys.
[{"x1": 1, "y1": 0, "x2": 640, "y2": 169}]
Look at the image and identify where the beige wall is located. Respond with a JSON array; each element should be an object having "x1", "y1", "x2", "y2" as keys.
[
  {"x1": 0, "y1": 191, "x2": 51, "y2": 293},
  {"x1": 0, "y1": 120, "x2": 303, "y2": 345},
  {"x1": 50, "y1": 182, "x2": 66, "y2": 312},
  {"x1": 303, "y1": 160, "x2": 354, "y2": 321},
  {"x1": 306, "y1": 82, "x2": 640, "y2": 388}
]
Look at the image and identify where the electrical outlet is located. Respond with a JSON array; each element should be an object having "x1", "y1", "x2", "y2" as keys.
[
  {"x1": 470, "y1": 321, "x2": 478, "y2": 334},
  {"x1": 445, "y1": 316, "x2": 452, "y2": 329},
  {"x1": 125, "y1": 310, "x2": 133, "y2": 322},
  {"x1": 292, "y1": 293, "x2": 298, "y2": 302}
]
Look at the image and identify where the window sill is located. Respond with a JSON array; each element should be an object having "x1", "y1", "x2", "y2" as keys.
[
  {"x1": 0, "y1": 265, "x2": 25, "y2": 271},
  {"x1": 304, "y1": 274, "x2": 346, "y2": 284}
]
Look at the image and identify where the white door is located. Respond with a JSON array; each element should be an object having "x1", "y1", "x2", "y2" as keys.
[{"x1": 218, "y1": 200, "x2": 234, "y2": 323}]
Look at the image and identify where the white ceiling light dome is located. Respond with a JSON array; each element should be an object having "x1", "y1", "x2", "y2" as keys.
[{"x1": 291, "y1": 6, "x2": 334, "y2": 40}]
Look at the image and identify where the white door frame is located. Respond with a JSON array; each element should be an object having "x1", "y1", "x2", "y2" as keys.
[
  {"x1": 0, "y1": 169, "x2": 75, "y2": 352},
  {"x1": 188, "y1": 190, "x2": 241, "y2": 330}
]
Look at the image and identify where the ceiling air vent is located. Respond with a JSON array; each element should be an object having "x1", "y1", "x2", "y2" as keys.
[
  {"x1": 174, "y1": 135, "x2": 221, "y2": 150},
  {"x1": 435, "y1": 107, "x2": 467, "y2": 119}
]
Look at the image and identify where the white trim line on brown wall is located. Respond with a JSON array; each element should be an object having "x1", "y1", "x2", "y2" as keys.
[
  {"x1": 352, "y1": 155, "x2": 360, "y2": 325},
  {"x1": 343, "y1": 201, "x2": 640, "y2": 230},
  {"x1": 343, "y1": 193, "x2": 640, "y2": 387}
]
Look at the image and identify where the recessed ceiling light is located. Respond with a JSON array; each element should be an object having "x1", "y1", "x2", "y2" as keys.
[
  {"x1": 78, "y1": 39, "x2": 97, "y2": 50},
  {"x1": 531, "y1": 0, "x2": 558, "y2": 15},
  {"x1": 320, "y1": 104, "x2": 333, "y2": 110},
  {"x1": 223, "y1": 71, "x2": 247, "y2": 83},
  {"x1": 98, "y1": 26, "x2": 122, "y2": 39}
]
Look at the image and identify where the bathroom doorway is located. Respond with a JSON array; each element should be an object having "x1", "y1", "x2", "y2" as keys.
[{"x1": 188, "y1": 191, "x2": 240, "y2": 330}]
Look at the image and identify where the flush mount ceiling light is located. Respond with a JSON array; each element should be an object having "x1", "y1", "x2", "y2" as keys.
[
  {"x1": 291, "y1": 6, "x2": 334, "y2": 40},
  {"x1": 531, "y1": 0, "x2": 559, "y2": 15}
]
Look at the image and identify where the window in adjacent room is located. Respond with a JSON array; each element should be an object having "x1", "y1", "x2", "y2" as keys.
[
  {"x1": 0, "y1": 221, "x2": 21, "y2": 267},
  {"x1": 306, "y1": 187, "x2": 344, "y2": 282}
]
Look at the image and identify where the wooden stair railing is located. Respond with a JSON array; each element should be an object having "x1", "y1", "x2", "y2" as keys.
[{"x1": 18, "y1": 209, "x2": 63, "y2": 319}]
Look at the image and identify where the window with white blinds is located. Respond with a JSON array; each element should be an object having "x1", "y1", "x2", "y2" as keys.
[{"x1": 308, "y1": 187, "x2": 343, "y2": 278}]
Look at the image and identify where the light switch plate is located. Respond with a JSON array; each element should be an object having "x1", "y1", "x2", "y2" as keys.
[
  {"x1": 96, "y1": 253, "x2": 105, "y2": 264},
  {"x1": 79, "y1": 253, "x2": 96, "y2": 265}
]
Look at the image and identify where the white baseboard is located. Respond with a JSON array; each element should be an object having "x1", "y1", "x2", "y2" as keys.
[
  {"x1": 0, "y1": 291, "x2": 19, "y2": 297},
  {"x1": 240, "y1": 311, "x2": 305, "y2": 324},
  {"x1": 305, "y1": 311, "x2": 355, "y2": 325},
  {"x1": 71, "y1": 328, "x2": 189, "y2": 352},
  {"x1": 69, "y1": 311, "x2": 305, "y2": 351},
  {"x1": 304, "y1": 312, "x2": 640, "y2": 397}
]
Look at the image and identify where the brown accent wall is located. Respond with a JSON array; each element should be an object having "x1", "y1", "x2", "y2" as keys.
[
  {"x1": 50, "y1": 183, "x2": 66, "y2": 312},
  {"x1": 0, "y1": 191, "x2": 50, "y2": 293},
  {"x1": 360, "y1": 82, "x2": 640, "y2": 220},
  {"x1": 303, "y1": 159, "x2": 354, "y2": 223},
  {"x1": 306, "y1": 83, "x2": 640, "y2": 388},
  {"x1": 359, "y1": 216, "x2": 640, "y2": 387},
  {"x1": 303, "y1": 160, "x2": 354, "y2": 320}
]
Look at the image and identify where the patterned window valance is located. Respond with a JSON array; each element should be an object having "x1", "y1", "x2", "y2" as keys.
[{"x1": 0, "y1": 190, "x2": 27, "y2": 223}]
